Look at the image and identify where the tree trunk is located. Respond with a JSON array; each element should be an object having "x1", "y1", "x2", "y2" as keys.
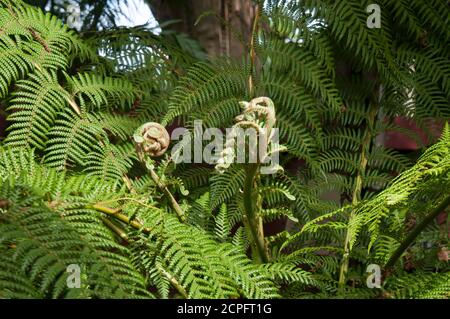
[{"x1": 147, "y1": 0, "x2": 256, "y2": 58}]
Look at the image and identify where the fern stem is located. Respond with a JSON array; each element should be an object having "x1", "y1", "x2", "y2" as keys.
[
  {"x1": 147, "y1": 166, "x2": 186, "y2": 223},
  {"x1": 248, "y1": 3, "x2": 259, "y2": 97},
  {"x1": 243, "y1": 164, "x2": 269, "y2": 263},
  {"x1": 241, "y1": 6, "x2": 268, "y2": 263},
  {"x1": 90, "y1": 204, "x2": 151, "y2": 234},
  {"x1": 338, "y1": 103, "x2": 378, "y2": 292},
  {"x1": 385, "y1": 194, "x2": 450, "y2": 270},
  {"x1": 101, "y1": 216, "x2": 129, "y2": 241},
  {"x1": 156, "y1": 264, "x2": 189, "y2": 299}
]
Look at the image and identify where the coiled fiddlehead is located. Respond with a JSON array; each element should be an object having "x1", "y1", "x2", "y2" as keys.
[
  {"x1": 215, "y1": 96, "x2": 282, "y2": 174},
  {"x1": 134, "y1": 122, "x2": 170, "y2": 158},
  {"x1": 133, "y1": 122, "x2": 186, "y2": 222}
]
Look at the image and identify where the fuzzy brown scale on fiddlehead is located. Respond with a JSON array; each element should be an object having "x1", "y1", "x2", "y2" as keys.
[{"x1": 134, "y1": 122, "x2": 170, "y2": 158}]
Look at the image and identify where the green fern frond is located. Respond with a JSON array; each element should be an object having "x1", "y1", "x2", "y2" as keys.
[
  {"x1": 162, "y1": 60, "x2": 248, "y2": 126},
  {"x1": 5, "y1": 70, "x2": 69, "y2": 149},
  {"x1": 67, "y1": 73, "x2": 135, "y2": 112},
  {"x1": 210, "y1": 165, "x2": 246, "y2": 209},
  {"x1": 44, "y1": 112, "x2": 107, "y2": 170},
  {"x1": 84, "y1": 143, "x2": 134, "y2": 184}
]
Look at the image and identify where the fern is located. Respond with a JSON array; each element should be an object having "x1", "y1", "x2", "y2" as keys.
[{"x1": 0, "y1": 0, "x2": 449, "y2": 300}]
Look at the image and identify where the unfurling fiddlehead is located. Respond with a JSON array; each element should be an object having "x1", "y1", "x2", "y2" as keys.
[
  {"x1": 215, "y1": 97, "x2": 286, "y2": 263},
  {"x1": 133, "y1": 122, "x2": 186, "y2": 222},
  {"x1": 134, "y1": 122, "x2": 170, "y2": 158},
  {"x1": 215, "y1": 96, "x2": 285, "y2": 174}
]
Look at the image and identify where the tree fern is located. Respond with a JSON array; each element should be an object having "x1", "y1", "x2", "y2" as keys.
[{"x1": 0, "y1": 0, "x2": 449, "y2": 300}]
